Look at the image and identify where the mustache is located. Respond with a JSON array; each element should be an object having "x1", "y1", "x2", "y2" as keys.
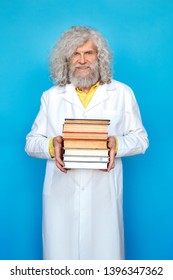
[
  {"x1": 70, "y1": 61, "x2": 99, "y2": 71},
  {"x1": 73, "y1": 64, "x2": 91, "y2": 69}
]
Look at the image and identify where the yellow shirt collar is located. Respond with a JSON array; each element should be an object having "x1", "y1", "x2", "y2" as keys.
[{"x1": 75, "y1": 82, "x2": 100, "y2": 108}]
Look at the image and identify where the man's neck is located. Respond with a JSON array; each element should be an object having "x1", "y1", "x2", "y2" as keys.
[{"x1": 78, "y1": 87, "x2": 91, "y2": 93}]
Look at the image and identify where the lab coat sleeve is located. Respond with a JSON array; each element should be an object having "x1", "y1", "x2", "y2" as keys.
[
  {"x1": 116, "y1": 87, "x2": 149, "y2": 158},
  {"x1": 25, "y1": 91, "x2": 52, "y2": 159}
]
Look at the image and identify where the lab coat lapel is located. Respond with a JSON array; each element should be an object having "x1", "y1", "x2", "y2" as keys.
[
  {"x1": 85, "y1": 84, "x2": 109, "y2": 112},
  {"x1": 63, "y1": 84, "x2": 85, "y2": 111}
]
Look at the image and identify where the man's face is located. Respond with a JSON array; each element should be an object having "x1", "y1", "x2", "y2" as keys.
[
  {"x1": 69, "y1": 40, "x2": 99, "y2": 88},
  {"x1": 70, "y1": 39, "x2": 97, "y2": 75}
]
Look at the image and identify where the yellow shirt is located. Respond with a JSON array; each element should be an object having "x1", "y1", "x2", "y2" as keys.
[{"x1": 75, "y1": 81, "x2": 99, "y2": 108}]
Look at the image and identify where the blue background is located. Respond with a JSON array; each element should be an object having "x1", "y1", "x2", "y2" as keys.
[{"x1": 0, "y1": 0, "x2": 173, "y2": 260}]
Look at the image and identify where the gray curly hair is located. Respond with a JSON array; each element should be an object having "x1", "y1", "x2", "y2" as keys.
[{"x1": 49, "y1": 26, "x2": 112, "y2": 86}]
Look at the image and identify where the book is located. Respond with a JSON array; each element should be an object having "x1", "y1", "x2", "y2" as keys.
[
  {"x1": 63, "y1": 155, "x2": 109, "y2": 162},
  {"x1": 63, "y1": 139, "x2": 108, "y2": 149},
  {"x1": 63, "y1": 131, "x2": 107, "y2": 140},
  {"x1": 63, "y1": 123, "x2": 109, "y2": 133},
  {"x1": 64, "y1": 119, "x2": 110, "y2": 125},
  {"x1": 64, "y1": 149, "x2": 109, "y2": 157},
  {"x1": 64, "y1": 161, "x2": 108, "y2": 169},
  {"x1": 62, "y1": 118, "x2": 110, "y2": 170}
]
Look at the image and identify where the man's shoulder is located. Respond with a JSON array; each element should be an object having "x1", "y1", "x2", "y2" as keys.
[
  {"x1": 43, "y1": 85, "x2": 66, "y2": 95},
  {"x1": 106, "y1": 79, "x2": 133, "y2": 92},
  {"x1": 40, "y1": 85, "x2": 67, "y2": 102}
]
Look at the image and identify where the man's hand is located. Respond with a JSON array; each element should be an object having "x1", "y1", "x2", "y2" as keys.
[
  {"x1": 53, "y1": 136, "x2": 67, "y2": 173},
  {"x1": 107, "y1": 136, "x2": 116, "y2": 172}
]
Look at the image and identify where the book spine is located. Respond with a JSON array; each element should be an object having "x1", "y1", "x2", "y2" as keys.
[
  {"x1": 63, "y1": 140, "x2": 108, "y2": 149},
  {"x1": 64, "y1": 162, "x2": 108, "y2": 169},
  {"x1": 63, "y1": 156, "x2": 109, "y2": 162},
  {"x1": 63, "y1": 131, "x2": 107, "y2": 134}
]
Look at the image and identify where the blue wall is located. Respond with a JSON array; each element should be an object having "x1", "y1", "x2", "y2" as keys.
[{"x1": 0, "y1": 0, "x2": 173, "y2": 260}]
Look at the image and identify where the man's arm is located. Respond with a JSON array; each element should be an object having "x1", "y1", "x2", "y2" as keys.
[{"x1": 25, "y1": 92, "x2": 52, "y2": 159}]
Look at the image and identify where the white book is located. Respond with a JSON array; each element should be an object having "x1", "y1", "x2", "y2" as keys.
[
  {"x1": 64, "y1": 149, "x2": 109, "y2": 157},
  {"x1": 63, "y1": 155, "x2": 109, "y2": 162},
  {"x1": 64, "y1": 161, "x2": 108, "y2": 170}
]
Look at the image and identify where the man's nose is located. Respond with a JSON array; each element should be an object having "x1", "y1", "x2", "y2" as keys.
[{"x1": 78, "y1": 53, "x2": 86, "y2": 64}]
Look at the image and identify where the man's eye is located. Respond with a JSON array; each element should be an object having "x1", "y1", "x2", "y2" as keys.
[
  {"x1": 73, "y1": 52, "x2": 79, "y2": 57},
  {"x1": 86, "y1": 51, "x2": 93, "y2": 55}
]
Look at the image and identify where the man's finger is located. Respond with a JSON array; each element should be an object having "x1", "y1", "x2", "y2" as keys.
[{"x1": 107, "y1": 147, "x2": 115, "y2": 172}]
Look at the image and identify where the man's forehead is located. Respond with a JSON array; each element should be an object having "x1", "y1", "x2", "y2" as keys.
[{"x1": 76, "y1": 39, "x2": 97, "y2": 52}]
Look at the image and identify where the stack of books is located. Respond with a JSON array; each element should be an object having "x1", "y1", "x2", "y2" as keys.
[{"x1": 62, "y1": 119, "x2": 110, "y2": 169}]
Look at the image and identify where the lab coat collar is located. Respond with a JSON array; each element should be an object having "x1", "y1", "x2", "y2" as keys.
[
  {"x1": 63, "y1": 83, "x2": 110, "y2": 112},
  {"x1": 64, "y1": 84, "x2": 84, "y2": 111}
]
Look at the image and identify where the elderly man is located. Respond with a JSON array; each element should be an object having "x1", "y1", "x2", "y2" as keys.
[{"x1": 25, "y1": 26, "x2": 149, "y2": 260}]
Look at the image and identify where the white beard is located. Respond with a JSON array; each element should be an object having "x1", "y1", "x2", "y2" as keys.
[{"x1": 69, "y1": 61, "x2": 100, "y2": 88}]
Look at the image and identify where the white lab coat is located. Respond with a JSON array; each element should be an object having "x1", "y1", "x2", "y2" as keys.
[{"x1": 25, "y1": 80, "x2": 149, "y2": 260}]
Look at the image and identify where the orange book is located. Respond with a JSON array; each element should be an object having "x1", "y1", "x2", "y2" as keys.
[
  {"x1": 63, "y1": 123, "x2": 109, "y2": 133},
  {"x1": 63, "y1": 131, "x2": 107, "y2": 140},
  {"x1": 63, "y1": 139, "x2": 108, "y2": 149}
]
